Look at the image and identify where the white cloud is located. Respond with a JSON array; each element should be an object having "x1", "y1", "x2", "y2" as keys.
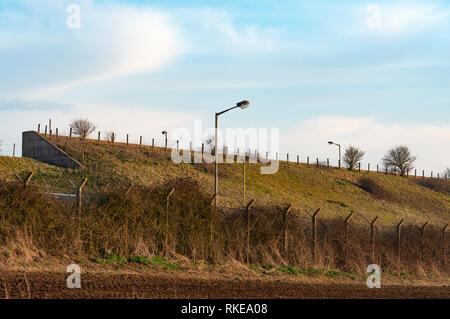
[
  {"x1": 281, "y1": 116, "x2": 450, "y2": 173},
  {"x1": 0, "y1": 0, "x2": 186, "y2": 98},
  {"x1": 364, "y1": 2, "x2": 450, "y2": 35}
]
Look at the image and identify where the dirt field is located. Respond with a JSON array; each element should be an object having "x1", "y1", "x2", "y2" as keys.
[{"x1": 0, "y1": 269, "x2": 448, "y2": 299}]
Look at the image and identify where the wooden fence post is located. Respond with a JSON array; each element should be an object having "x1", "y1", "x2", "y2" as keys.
[
  {"x1": 201, "y1": 143, "x2": 204, "y2": 157},
  {"x1": 422, "y1": 170, "x2": 425, "y2": 179},
  {"x1": 283, "y1": 204, "x2": 292, "y2": 254},
  {"x1": 368, "y1": 163, "x2": 370, "y2": 171},
  {"x1": 307, "y1": 156, "x2": 309, "y2": 165},
  {"x1": 139, "y1": 136, "x2": 142, "y2": 148},
  {"x1": 12, "y1": 143, "x2": 15, "y2": 158},
  {"x1": 377, "y1": 164, "x2": 379, "y2": 173},
  {"x1": 126, "y1": 134, "x2": 129, "y2": 146},
  {"x1": 358, "y1": 162, "x2": 361, "y2": 172},
  {"x1": 287, "y1": 153, "x2": 289, "y2": 163},
  {"x1": 420, "y1": 221, "x2": 428, "y2": 261},
  {"x1": 415, "y1": 169, "x2": 417, "y2": 178},
  {"x1": 37, "y1": 124, "x2": 41, "y2": 133},
  {"x1": 297, "y1": 155, "x2": 299, "y2": 164},
  {"x1": 246, "y1": 199, "x2": 256, "y2": 264},
  {"x1": 165, "y1": 188, "x2": 175, "y2": 256},
  {"x1": 97, "y1": 131, "x2": 100, "y2": 143},
  {"x1": 316, "y1": 158, "x2": 319, "y2": 168},
  {"x1": 69, "y1": 127, "x2": 73, "y2": 139},
  {"x1": 152, "y1": 138, "x2": 155, "y2": 148},
  {"x1": 327, "y1": 158, "x2": 329, "y2": 167},
  {"x1": 44, "y1": 125, "x2": 48, "y2": 137}
]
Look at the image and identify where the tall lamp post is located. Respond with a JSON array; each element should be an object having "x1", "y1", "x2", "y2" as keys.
[
  {"x1": 162, "y1": 131, "x2": 168, "y2": 149},
  {"x1": 215, "y1": 100, "x2": 250, "y2": 208},
  {"x1": 328, "y1": 141, "x2": 341, "y2": 168}
]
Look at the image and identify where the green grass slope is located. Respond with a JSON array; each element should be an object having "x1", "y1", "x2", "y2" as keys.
[{"x1": 1, "y1": 137, "x2": 449, "y2": 227}]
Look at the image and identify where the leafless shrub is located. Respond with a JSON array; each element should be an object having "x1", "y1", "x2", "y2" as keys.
[
  {"x1": 343, "y1": 146, "x2": 365, "y2": 171},
  {"x1": 204, "y1": 135, "x2": 215, "y2": 155},
  {"x1": 69, "y1": 118, "x2": 96, "y2": 140},
  {"x1": 416, "y1": 179, "x2": 450, "y2": 195},
  {"x1": 382, "y1": 145, "x2": 416, "y2": 176},
  {"x1": 359, "y1": 177, "x2": 393, "y2": 201}
]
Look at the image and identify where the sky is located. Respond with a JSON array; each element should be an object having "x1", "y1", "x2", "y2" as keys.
[{"x1": 0, "y1": 0, "x2": 449, "y2": 173}]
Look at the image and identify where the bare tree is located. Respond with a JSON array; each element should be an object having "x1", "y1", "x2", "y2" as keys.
[
  {"x1": 204, "y1": 135, "x2": 215, "y2": 155},
  {"x1": 443, "y1": 167, "x2": 450, "y2": 179},
  {"x1": 106, "y1": 131, "x2": 116, "y2": 143},
  {"x1": 382, "y1": 145, "x2": 417, "y2": 176},
  {"x1": 343, "y1": 145, "x2": 365, "y2": 171},
  {"x1": 69, "y1": 118, "x2": 96, "y2": 140}
]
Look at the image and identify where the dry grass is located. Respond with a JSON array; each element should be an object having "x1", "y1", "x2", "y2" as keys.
[{"x1": 0, "y1": 179, "x2": 447, "y2": 277}]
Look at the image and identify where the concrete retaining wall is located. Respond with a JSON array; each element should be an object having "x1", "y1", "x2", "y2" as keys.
[{"x1": 22, "y1": 131, "x2": 83, "y2": 169}]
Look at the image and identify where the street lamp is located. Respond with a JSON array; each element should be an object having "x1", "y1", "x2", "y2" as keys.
[
  {"x1": 215, "y1": 100, "x2": 250, "y2": 208},
  {"x1": 162, "y1": 131, "x2": 168, "y2": 149},
  {"x1": 328, "y1": 141, "x2": 341, "y2": 168}
]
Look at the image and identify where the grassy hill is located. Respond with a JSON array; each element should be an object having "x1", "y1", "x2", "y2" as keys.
[{"x1": 1, "y1": 136, "x2": 449, "y2": 228}]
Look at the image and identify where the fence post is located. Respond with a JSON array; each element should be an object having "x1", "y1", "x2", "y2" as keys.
[
  {"x1": 152, "y1": 138, "x2": 155, "y2": 148},
  {"x1": 12, "y1": 143, "x2": 15, "y2": 158},
  {"x1": 297, "y1": 155, "x2": 299, "y2": 164},
  {"x1": 306, "y1": 208, "x2": 321, "y2": 263},
  {"x1": 287, "y1": 153, "x2": 289, "y2": 163},
  {"x1": 37, "y1": 124, "x2": 41, "y2": 133},
  {"x1": 201, "y1": 143, "x2": 204, "y2": 157},
  {"x1": 165, "y1": 188, "x2": 175, "y2": 256},
  {"x1": 246, "y1": 199, "x2": 256, "y2": 264},
  {"x1": 316, "y1": 158, "x2": 319, "y2": 168},
  {"x1": 443, "y1": 223, "x2": 448, "y2": 263},
  {"x1": 307, "y1": 156, "x2": 309, "y2": 165},
  {"x1": 422, "y1": 170, "x2": 425, "y2": 179},
  {"x1": 368, "y1": 163, "x2": 370, "y2": 172},
  {"x1": 420, "y1": 221, "x2": 428, "y2": 261},
  {"x1": 377, "y1": 164, "x2": 379, "y2": 173},
  {"x1": 69, "y1": 178, "x2": 87, "y2": 248},
  {"x1": 415, "y1": 169, "x2": 417, "y2": 178},
  {"x1": 343, "y1": 212, "x2": 353, "y2": 247},
  {"x1": 283, "y1": 204, "x2": 292, "y2": 254},
  {"x1": 358, "y1": 162, "x2": 361, "y2": 172},
  {"x1": 44, "y1": 125, "x2": 48, "y2": 137},
  {"x1": 139, "y1": 136, "x2": 142, "y2": 148},
  {"x1": 49, "y1": 129, "x2": 52, "y2": 140},
  {"x1": 126, "y1": 134, "x2": 129, "y2": 146},
  {"x1": 209, "y1": 194, "x2": 217, "y2": 262},
  {"x1": 370, "y1": 216, "x2": 378, "y2": 262},
  {"x1": 431, "y1": 171, "x2": 433, "y2": 179},
  {"x1": 24, "y1": 172, "x2": 34, "y2": 188},
  {"x1": 327, "y1": 158, "x2": 329, "y2": 167},
  {"x1": 395, "y1": 218, "x2": 404, "y2": 262}
]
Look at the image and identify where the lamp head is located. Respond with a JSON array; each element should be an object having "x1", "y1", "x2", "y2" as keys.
[
  {"x1": 236, "y1": 100, "x2": 250, "y2": 109},
  {"x1": 328, "y1": 141, "x2": 333, "y2": 145}
]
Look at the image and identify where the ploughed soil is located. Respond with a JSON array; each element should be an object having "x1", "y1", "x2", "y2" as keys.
[{"x1": 0, "y1": 269, "x2": 448, "y2": 299}]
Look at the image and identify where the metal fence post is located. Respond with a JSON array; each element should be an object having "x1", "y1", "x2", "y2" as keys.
[
  {"x1": 284, "y1": 204, "x2": 292, "y2": 254},
  {"x1": 246, "y1": 199, "x2": 255, "y2": 264}
]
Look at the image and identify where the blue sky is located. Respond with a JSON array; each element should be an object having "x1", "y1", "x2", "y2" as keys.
[{"x1": 0, "y1": 0, "x2": 449, "y2": 172}]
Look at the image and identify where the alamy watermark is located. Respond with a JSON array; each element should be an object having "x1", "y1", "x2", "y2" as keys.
[
  {"x1": 67, "y1": 264, "x2": 81, "y2": 289},
  {"x1": 67, "y1": 4, "x2": 81, "y2": 29},
  {"x1": 366, "y1": 264, "x2": 381, "y2": 288},
  {"x1": 169, "y1": 121, "x2": 280, "y2": 174}
]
